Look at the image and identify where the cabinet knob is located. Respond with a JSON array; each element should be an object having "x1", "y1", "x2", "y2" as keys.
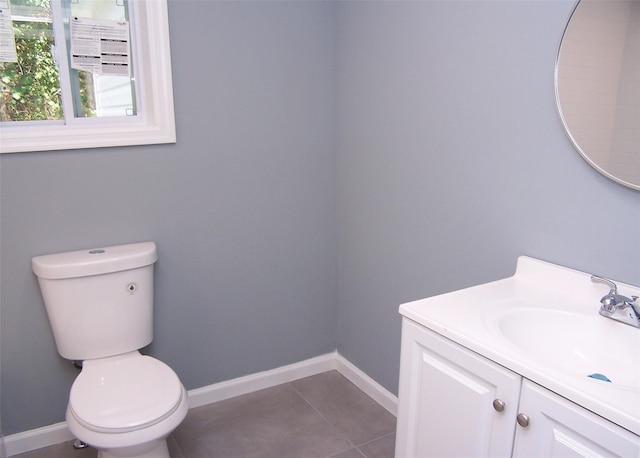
[
  {"x1": 492, "y1": 399, "x2": 505, "y2": 412},
  {"x1": 517, "y1": 413, "x2": 530, "y2": 427}
]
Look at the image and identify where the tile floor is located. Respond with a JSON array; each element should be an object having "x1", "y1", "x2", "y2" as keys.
[{"x1": 13, "y1": 371, "x2": 396, "y2": 458}]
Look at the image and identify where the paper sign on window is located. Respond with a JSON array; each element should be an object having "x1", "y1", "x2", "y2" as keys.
[
  {"x1": 0, "y1": 0, "x2": 17, "y2": 63},
  {"x1": 70, "y1": 16, "x2": 130, "y2": 76}
]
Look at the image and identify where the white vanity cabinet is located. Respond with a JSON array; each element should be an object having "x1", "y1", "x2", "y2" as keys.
[
  {"x1": 395, "y1": 319, "x2": 521, "y2": 458},
  {"x1": 514, "y1": 381, "x2": 640, "y2": 457},
  {"x1": 395, "y1": 318, "x2": 640, "y2": 458}
]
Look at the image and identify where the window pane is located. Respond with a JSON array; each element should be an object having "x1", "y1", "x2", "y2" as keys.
[
  {"x1": 64, "y1": 0, "x2": 136, "y2": 118},
  {"x1": 0, "y1": 0, "x2": 63, "y2": 122}
]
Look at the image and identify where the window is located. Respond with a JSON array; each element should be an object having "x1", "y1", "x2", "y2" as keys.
[{"x1": 0, "y1": 0, "x2": 175, "y2": 153}]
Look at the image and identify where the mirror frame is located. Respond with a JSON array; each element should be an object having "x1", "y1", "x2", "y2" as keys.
[{"x1": 554, "y1": 0, "x2": 640, "y2": 191}]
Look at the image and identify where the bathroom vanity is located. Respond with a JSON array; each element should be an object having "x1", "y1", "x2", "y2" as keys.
[{"x1": 395, "y1": 257, "x2": 640, "y2": 457}]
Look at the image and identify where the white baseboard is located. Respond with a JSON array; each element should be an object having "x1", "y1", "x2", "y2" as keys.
[
  {"x1": 4, "y1": 422, "x2": 74, "y2": 457},
  {"x1": 5, "y1": 352, "x2": 397, "y2": 456},
  {"x1": 187, "y1": 351, "x2": 337, "y2": 409},
  {"x1": 334, "y1": 353, "x2": 398, "y2": 417}
]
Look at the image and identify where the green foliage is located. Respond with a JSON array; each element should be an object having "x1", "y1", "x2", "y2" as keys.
[
  {"x1": 0, "y1": 0, "x2": 63, "y2": 121},
  {"x1": 76, "y1": 70, "x2": 97, "y2": 118}
]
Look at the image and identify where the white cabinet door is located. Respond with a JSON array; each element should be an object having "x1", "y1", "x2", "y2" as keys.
[
  {"x1": 396, "y1": 318, "x2": 522, "y2": 458},
  {"x1": 513, "y1": 381, "x2": 640, "y2": 457}
]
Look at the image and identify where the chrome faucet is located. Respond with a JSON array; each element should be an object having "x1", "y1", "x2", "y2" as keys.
[{"x1": 591, "y1": 275, "x2": 640, "y2": 328}]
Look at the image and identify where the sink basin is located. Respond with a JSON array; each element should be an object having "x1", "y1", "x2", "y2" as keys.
[{"x1": 494, "y1": 307, "x2": 640, "y2": 390}]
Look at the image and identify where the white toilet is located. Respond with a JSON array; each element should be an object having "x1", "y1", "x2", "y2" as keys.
[{"x1": 32, "y1": 242, "x2": 188, "y2": 458}]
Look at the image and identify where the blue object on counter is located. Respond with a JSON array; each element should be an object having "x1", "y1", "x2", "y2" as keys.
[{"x1": 588, "y1": 373, "x2": 612, "y2": 382}]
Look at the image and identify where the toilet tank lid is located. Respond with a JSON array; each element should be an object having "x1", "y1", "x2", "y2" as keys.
[{"x1": 32, "y1": 242, "x2": 158, "y2": 279}]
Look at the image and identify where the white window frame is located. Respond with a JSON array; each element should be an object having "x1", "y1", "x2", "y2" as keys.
[{"x1": 0, "y1": 0, "x2": 176, "y2": 154}]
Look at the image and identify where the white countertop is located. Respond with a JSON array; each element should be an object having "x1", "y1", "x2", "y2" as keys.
[{"x1": 399, "y1": 256, "x2": 640, "y2": 436}]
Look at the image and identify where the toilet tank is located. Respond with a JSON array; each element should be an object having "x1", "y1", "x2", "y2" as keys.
[{"x1": 32, "y1": 242, "x2": 158, "y2": 361}]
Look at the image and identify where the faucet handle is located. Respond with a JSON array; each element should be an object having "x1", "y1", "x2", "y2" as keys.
[{"x1": 600, "y1": 295, "x2": 618, "y2": 311}]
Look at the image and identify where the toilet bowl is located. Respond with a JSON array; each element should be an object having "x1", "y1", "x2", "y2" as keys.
[
  {"x1": 32, "y1": 242, "x2": 188, "y2": 458},
  {"x1": 66, "y1": 352, "x2": 189, "y2": 458}
]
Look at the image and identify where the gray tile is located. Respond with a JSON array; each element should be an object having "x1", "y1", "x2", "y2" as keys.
[
  {"x1": 291, "y1": 371, "x2": 396, "y2": 446},
  {"x1": 330, "y1": 447, "x2": 366, "y2": 458},
  {"x1": 172, "y1": 383, "x2": 352, "y2": 458},
  {"x1": 358, "y1": 433, "x2": 396, "y2": 458}
]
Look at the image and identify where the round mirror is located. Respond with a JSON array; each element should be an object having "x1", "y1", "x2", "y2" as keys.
[{"x1": 555, "y1": 0, "x2": 640, "y2": 190}]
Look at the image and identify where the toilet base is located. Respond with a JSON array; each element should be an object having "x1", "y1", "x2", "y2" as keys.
[{"x1": 97, "y1": 438, "x2": 169, "y2": 458}]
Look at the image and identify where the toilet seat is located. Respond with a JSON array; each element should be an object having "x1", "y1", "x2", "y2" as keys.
[{"x1": 69, "y1": 352, "x2": 183, "y2": 433}]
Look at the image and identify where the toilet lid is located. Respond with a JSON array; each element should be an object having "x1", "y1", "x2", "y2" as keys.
[{"x1": 69, "y1": 352, "x2": 184, "y2": 432}]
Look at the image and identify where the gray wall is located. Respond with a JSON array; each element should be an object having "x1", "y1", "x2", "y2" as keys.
[
  {"x1": 2, "y1": 0, "x2": 639, "y2": 437},
  {"x1": 334, "y1": 0, "x2": 640, "y2": 394},
  {"x1": 1, "y1": 1, "x2": 337, "y2": 435}
]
